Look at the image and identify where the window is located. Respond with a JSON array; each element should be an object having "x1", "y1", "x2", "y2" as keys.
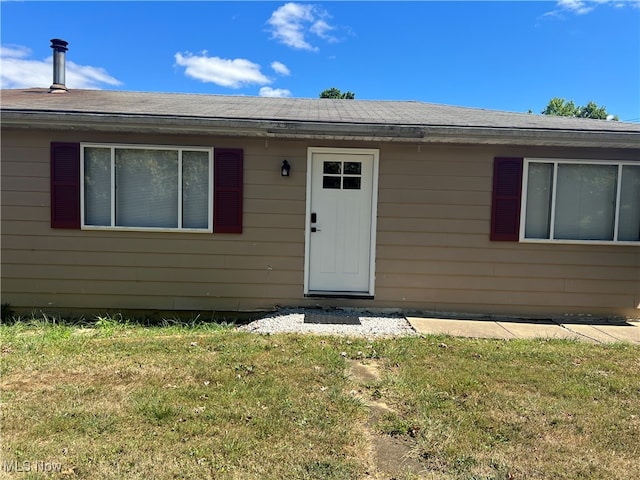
[
  {"x1": 51, "y1": 143, "x2": 243, "y2": 233},
  {"x1": 521, "y1": 159, "x2": 640, "y2": 243},
  {"x1": 82, "y1": 144, "x2": 213, "y2": 231},
  {"x1": 322, "y1": 161, "x2": 362, "y2": 190}
]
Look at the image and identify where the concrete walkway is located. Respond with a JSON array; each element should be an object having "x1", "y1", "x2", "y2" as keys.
[{"x1": 407, "y1": 317, "x2": 640, "y2": 344}]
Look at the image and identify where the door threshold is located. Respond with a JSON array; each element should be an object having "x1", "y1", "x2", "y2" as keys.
[{"x1": 305, "y1": 292, "x2": 374, "y2": 300}]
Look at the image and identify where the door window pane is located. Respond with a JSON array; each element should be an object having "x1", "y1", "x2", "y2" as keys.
[
  {"x1": 554, "y1": 164, "x2": 617, "y2": 241},
  {"x1": 343, "y1": 177, "x2": 361, "y2": 190},
  {"x1": 323, "y1": 176, "x2": 341, "y2": 189},
  {"x1": 344, "y1": 162, "x2": 361, "y2": 175},
  {"x1": 323, "y1": 162, "x2": 341, "y2": 174}
]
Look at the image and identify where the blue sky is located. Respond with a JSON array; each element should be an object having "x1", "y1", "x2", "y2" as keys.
[{"x1": 2, "y1": 1, "x2": 639, "y2": 122}]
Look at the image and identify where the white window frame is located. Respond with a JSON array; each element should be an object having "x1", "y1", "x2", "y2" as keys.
[
  {"x1": 520, "y1": 158, "x2": 640, "y2": 245},
  {"x1": 80, "y1": 143, "x2": 214, "y2": 233}
]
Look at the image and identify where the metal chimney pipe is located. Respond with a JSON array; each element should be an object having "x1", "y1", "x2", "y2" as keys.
[{"x1": 49, "y1": 38, "x2": 69, "y2": 93}]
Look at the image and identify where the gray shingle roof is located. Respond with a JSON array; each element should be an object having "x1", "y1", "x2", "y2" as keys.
[{"x1": 2, "y1": 88, "x2": 639, "y2": 148}]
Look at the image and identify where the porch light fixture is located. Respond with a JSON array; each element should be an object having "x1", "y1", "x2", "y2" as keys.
[{"x1": 281, "y1": 160, "x2": 291, "y2": 176}]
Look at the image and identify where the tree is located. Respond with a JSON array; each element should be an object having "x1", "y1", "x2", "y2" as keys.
[
  {"x1": 541, "y1": 97, "x2": 577, "y2": 117},
  {"x1": 319, "y1": 87, "x2": 355, "y2": 99},
  {"x1": 576, "y1": 101, "x2": 617, "y2": 120},
  {"x1": 541, "y1": 97, "x2": 618, "y2": 121}
]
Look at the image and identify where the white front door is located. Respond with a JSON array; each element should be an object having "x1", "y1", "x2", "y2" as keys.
[{"x1": 305, "y1": 148, "x2": 379, "y2": 295}]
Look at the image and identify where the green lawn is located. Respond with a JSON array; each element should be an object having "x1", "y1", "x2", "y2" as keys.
[{"x1": 1, "y1": 319, "x2": 639, "y2": 479}]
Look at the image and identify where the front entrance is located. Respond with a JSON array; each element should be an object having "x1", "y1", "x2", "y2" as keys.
[{"x1": 304, "y1": 147, "x2": 379, "y2": 296}]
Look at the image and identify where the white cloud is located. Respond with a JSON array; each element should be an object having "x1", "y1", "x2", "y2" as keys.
[
  {"x1": 0, "y1": 44, "x2": 122, "y2": 89},
  {"x1": 545, "y1": 0, "x2": 639, "y2": 16},
  {"x1": 1, "y1": 56, "x2": 51, "y2": 89},
  {"x1": 65, "y1": 62, "x2": 123, "y2": 89},
  {"x1": 557, "y1": 0, "x2": 596, "y2": 14},
  {"x1": 175, "y1": 51, "x2": 270, "y2": 88},
  {"x1": 271, "y1": 61, "x2": 290, "y2": 76},
  {"x1": 310, "y1": 19, "x2": 336, "y2": 41},
  {"x1": 267, "y1": 2, "x2": 338, "y2": 51},
  {"x1": 0, "y1": 45, "x2": 31, "y2": 59},
  {"x1": 259, "y1": 86, "x2": 292, "y2": 98}
]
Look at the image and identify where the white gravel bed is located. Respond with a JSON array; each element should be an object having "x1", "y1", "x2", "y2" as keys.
[{"x1": 237, "y1": 309, "x2": 418, "y2": 338}]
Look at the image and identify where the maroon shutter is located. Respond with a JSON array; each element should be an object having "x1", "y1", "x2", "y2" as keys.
[
  {"x1": 490, "y1": 157, "x2": 523, "y2": 241},
  {"x1": 51, "y1": 142, "x2": 80, "y2": 229},
  {"x1": 214, "y1": 148, "x2": 243, "y2": 233}
]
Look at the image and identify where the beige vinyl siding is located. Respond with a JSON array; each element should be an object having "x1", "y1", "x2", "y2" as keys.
[
  {"x1": 373, "y1": 144, "x2": 639, "y2": 318},
  {"x1": 2, "y1": 131, "x2": 309, "y2": 312},
  {"x1": 2, "y1": 130, "x2": 639, "y2": 318}
]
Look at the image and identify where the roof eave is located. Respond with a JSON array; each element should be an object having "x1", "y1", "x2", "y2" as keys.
[{"x1": 2, "y1": 110, "x2": 639, "y2": 149}]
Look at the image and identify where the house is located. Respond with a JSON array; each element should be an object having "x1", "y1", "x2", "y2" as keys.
[{"x1": 2, "y1": 46, "x2": 639, "y2": 320}]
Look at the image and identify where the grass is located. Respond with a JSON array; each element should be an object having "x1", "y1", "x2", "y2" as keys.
[
  {"x1": 373, "y1": 336, "x2": 640, "y2": 479},
  {"x1": 1, "y1": 318, "x2": 639, "y2": 479}
]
